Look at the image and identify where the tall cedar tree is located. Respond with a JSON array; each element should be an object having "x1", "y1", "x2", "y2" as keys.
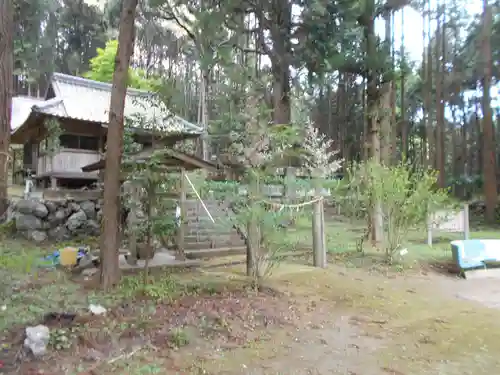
[
  {"x1": 0, "y1": 0, "x2": 13, "y2": 217},
  {"x1": 481, "y1": 0, "x2": 497, "y2": 223},
  {"x1": 100, "y1": 0, "x2": 139, "y2": 290}
]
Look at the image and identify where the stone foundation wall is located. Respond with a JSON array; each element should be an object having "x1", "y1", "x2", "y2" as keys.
[{"x1": 7, "y1": 198, "x2": 102, "y2": 242}]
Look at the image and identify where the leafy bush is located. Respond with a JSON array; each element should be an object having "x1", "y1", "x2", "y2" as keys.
[
  {"x1": 202, "y1": 171, "x2": 307, "y2": 285},
  {"x1": 340, "y1": 161, "x2": 450, "y2": 262}
]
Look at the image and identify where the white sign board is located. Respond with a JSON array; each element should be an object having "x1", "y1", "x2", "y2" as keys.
[{"x1": 427, "y1": 204, "x2": 470, "y2": 246}]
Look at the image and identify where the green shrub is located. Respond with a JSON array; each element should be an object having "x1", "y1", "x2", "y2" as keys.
[{"x1": 340, "y1": 160, "x2": 451, "y2": 262}]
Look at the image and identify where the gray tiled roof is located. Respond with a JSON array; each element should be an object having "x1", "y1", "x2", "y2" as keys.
[
  {"x1": 33, "y1": 73, "x2": 203, "y2": 134},
  {"x1": 10, "y1": 96, "x2": 46, "y2": 130}
]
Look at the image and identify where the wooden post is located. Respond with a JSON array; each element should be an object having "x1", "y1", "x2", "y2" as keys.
[
  {"x1": 98, "y1": 135, "x2": 104, "y2": 155},
  {"x1": 464, "y1": 203, "x2": 470, "y2": 240},
  {"x1": 312, "y1": 181, "x2": 327, "y2": 268},
  {"x1": 426, "y1": 203, "x2": 434, "y2": 247},
  {"x1": 177, "y1": 168, "x2": 186, "y2": 255},
  {"x1": 427, "y1": 216, "x2": 433, "y2": 247},
  {"x1": 320, "y1": 197, "x2": 327, "y2": 265},
  {"x1": 284, "y1": 167, "x2": 296, "y2": 225},
  {"x1": 98, "y1": 135, "x2": 105, "y2": 184},
  {"x1": 11, "y1": 149, "x2": 15, "y2": 184}
]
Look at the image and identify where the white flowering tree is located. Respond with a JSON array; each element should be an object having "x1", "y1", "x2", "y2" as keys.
[
  {"x1": 203, "y1": 91, "x2": 342, "y2": 286},
  {"x1": 302, "y1": 122, "x2": 342, "y2": 178},
  {"x1": 301, "y1": 122, "x2": 342, "y2": 267}
]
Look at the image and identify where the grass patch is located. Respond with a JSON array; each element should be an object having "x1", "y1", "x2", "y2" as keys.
[
  {"x1": 289, "y1": 216, "x2": 500, "y2": 272},
  {"x1": 0, "y1": 239, "x2": 115, "y2": 332},
  {"x1": 3, "y1": 231, "x2": 500, "y2": 374},
  {"x1": 0, "y1": 240, "x2": 184, "y2": 334}
]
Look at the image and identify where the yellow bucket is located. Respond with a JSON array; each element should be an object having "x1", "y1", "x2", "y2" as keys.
[{"x1": 59, "y1": 247, "x2": 79, "y2": 266}]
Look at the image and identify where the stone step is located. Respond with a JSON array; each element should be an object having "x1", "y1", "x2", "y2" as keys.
[
  {"x1": 184, "y1": 225, "x2": 231, "y2": 232},
  {"x1": 184, "y1": 204, "x2": 223, "y2": 210},
  {"x1": 183, "y1": 231, "x2": 244, "y2": 239},
  {"x1": 184, "y1": 219, "x2": 229, "y2": 224},
  {"x1": 184, "y1": 227, "x2": 241, "y2": 235},
  {"x1": 184, "y1": 213, "x2": 228, "y2": 219},
  {"x1": 169, "y1": 205, "x2": 228, "y2": 213},
  {"x1": 184, "y1": 200, "x2": 223, "y2": 206},
  {"x1": 184, "y1": 226, "x2": 236, "y2": 233},
  {"x1": 185, "y1": 246, "x2": 247, "y2": 259},
  {"x1": 183, "y1": 234, "x2": 242, "y2": 243},
  {"x1": 183, "y1": 239, "x2": 245, "y2": 250},
  {"x1": 184, "y1": 204, "x2": 224, "y2": 210},
  {"x1": 184, "y1": 232, "x2": 238, "y2": 239},
  {"x1": 185, "y1": 221, "x2": 241, "y2": 228},
  {"x1": 184, "y1": 216, "x2": 230, "y2": 222},
  {"x1": 185, "y1": 233, "x2": 238, "y2": 239},
  {"x1": 184, "y1": 217, "x2": 225, "y2": 222}
]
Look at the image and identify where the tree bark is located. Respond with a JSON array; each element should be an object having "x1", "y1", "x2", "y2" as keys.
[
  {"x1": 267, "y1": 0, "x2": 292, "y2": 126},
  {"x1": 390, "y1": 12, "x2": 397, "y2": 164},
  {"x1": 481, "y1": 0, "x2": 497, "y2": 223},
  {"x1": 100, "y1": 0, "x2": 138, "y2": 290},
  {"x1": 380, "y1": 83, "x2": 392, "y2": 165},
  {"x1": 380, "y1": 10, "x2": 392, "y2": 166},
  {"x1": 435, "y1": 11, "x2": 446, "y2": 188},
  {"x1": 424, "y1": 0, "x2": 434, "y2": 169},
  {"x1": 365, "y1": 0, "x2": 384, "y2": 245},
  {"x1": 0, "y1": 0, "x2": 13, "y2": 217},
  {"x1": 199, "y1": 71, "x2": 209, "y2": 160},
  {"x1": 399, "y1": 8, "x2": 408, "y2": 160},
  {"x1": 272, "y1": 62, "x2": 291, "y2": 125}
]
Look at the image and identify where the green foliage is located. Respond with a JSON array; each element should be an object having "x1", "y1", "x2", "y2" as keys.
[
  {"x1": 43, "y1": 118, "x2": 63, "y2": 156},
  {"x1": 203, "y1": 171, "x2": 306, "y2": 283},
  {"x1": 0, "y1": 243, "x2": 40, "y2": 276},
  {"x1": 122, "y1": 150, "x2": 179, "y2": 251},
  {"x1": 448, "y1": 174, "x2": 482, "y2": 198},
  {"x1": 119, "y1": 274, "x2": 179, "y2": 302},
  {"x1": 84, "y1": 40, "x2": 159, "y2": 90},
  {"x1": 0, "y1": 220, "x2": 15, "y2": 239},
  {"x1": 340, "y1": 161, "x2": 451, "y2": 262},
  {"x1": 14, "y1": 0, "x2": 108, "y2": 79},
  {"x1": 204, "y1": 99, "x2": 342, "y2": 283},
  {"x1": 122, "y1": 120, "x2": 142, "y2": 155},
  {"x1": 168, "y1": 328, "x2": 190, "y2": 348},
  {"x1": 50, "y1": 327, "x2": 79, "y2": 350},
  {"x1": 121, "y1": 99, "x2": 185, "y2": 271}
]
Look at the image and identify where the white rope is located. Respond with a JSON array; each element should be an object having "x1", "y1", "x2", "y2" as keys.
[
  {"x1": 260, "y1": 196, "x2": 324, "y2": 210},
  {"x1": 184, "y1": 174, "x2": 215, "y2": 223}
]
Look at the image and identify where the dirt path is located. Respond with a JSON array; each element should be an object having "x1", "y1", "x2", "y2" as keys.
[
  {"x1": 180, "y1": 304, "x2": 387, "y2": 375},
  {"x1": 8, "y1": 264, "x2": 500, "y2": 375},
  {"x1": 395, "y1": 269, "x2": 500, "y2": 310},
  {"x1": 437, "y1": 276, "x2": 500, "y2": 309},
  {"x1": 184, "y1": 265, "x2": 500, "y2": 375}
]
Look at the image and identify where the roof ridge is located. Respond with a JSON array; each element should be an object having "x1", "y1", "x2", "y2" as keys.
[
  {"x1": 33, "y1": 98, "x2": 68, "y2": 117},
  {"x1": 12, "y1": 95, "x2": 45, "y2": 101},
  {"x1": 51, "y1": 72, "x2": 152, "y2": 96},
  {"x1": 33, "y1": 97, "x2": 64, "y2": 110},
  {"x1": 171, "y1": 114, "x2": 203, "y2": 132}
]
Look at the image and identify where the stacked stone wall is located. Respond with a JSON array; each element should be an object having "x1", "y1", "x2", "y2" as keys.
[{"x1": 6, "y1": 199, "x2": 102, "y2": 242}]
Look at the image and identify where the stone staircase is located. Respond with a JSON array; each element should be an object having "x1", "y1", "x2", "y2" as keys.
[{"x1": 182, "y1": 199, "x2": 247, "y2": 259}]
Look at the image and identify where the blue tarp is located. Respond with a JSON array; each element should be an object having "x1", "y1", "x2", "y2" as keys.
[{"x1": 38, "y1": 248, "x2": 88, "y2": 268}]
